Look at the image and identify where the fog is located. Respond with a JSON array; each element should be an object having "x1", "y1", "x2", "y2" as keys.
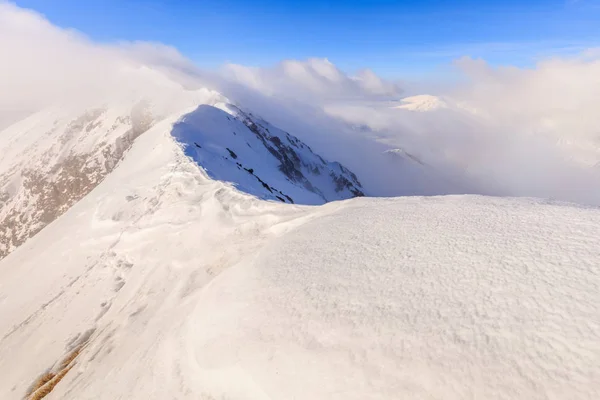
[
  {"x1": 218, "y1": 55, "x2": 600, "y2": 204},
  {"x1": 2, "y1": 1, "x2": 600, "y2": 205}
]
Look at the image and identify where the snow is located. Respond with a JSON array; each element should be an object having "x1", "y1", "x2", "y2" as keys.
[
  {"x1": 0, "y1": 86, "x2": 363, "y2": 261},
  {"x1": 192, "y1": 196, "x2": 600, "y2": 399},
  {"x1": 0, "y1": 86, "x2": 224, "y2": 176},
  {"x1": 2, "y1": 5, "x2": 599, "y2": 398},
  {"x1": 1, "y1": 108, "x2": 599, "y2": 399},
  {"x1": 394, "y1": 95, "x2": 448, "y2": 112},
  {"x1": 0, "y1": 97, "x2": 199, "y2": 258},
  {"x1": 171, "y1": 104, "x2": 363, "y2": 205}
]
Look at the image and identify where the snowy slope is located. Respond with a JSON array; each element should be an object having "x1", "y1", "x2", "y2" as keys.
[
  {"x1": 172, "y1": 104, "x2": 364, "y2": 205},
  {"x1": 191, "y1": 196, "x2": 600, "y2": 399},
  {"x1": 0, "y1": 113, "x2": 312, "y2": 400},
  {"x1": 2, "y1": 4, "x2": 598, "y2": 398},
  {"x1": 0, "y1": 86, "x2": 363, "y2": 260},
  {"x1": 0, "y1": 83, "x2": 227, "y2": 260},
  {"x1": 0, "y1": 109, "x2": 599, "y2": 399},
  {"x1": 0, "y1": 104, "x2": 152, "y2": 259}
]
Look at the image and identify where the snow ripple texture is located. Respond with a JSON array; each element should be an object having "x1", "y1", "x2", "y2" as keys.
[{"x1": 191, "y1": 196, "x2": 600, "y2": 399}]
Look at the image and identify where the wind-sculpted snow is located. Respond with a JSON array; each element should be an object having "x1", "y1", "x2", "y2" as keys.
[
  {"x1": 0, "y1": 91, "x2": 364, "y2": 261},
  {"x1": 0, "y1": 108, "x2": 598, "y2": 398},
  {"x1": 0, "y1": 86, "x2": 231, "y2": 260},
  {"x1": 192, "y1": 196, "x2": 600, "y2": 399},
  {"x1": 171, "y1": 104, "x2": 364, "y2": 205},
  {"x1": 0, "y1": 5, "x2": 599, "y2": 398}
]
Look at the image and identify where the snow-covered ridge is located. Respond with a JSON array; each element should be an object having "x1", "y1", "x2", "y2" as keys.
[
  {"x1": 384, "y1": 147, "x2": 427, "y2": 166},
  {"x1": 0, "y1": 87, "x2": 364, "y2": 259},
  {"x1": 0, "y1": 112, "x2": 598, "y2": 399},
  {"x1": 0, "y1": 82, "x2": 221, "y2": 260},
  {"x1": 0, "y1": 86, "x2": 598, "y2": 399},
  {"x1": 172, "y1": 103, "x2": 364, "y2": 205}
]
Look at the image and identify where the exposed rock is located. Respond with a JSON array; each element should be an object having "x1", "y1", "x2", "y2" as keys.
[
  {"x1": 0, "y1": 104, "x2": 154, "y2": 260},
  {"x1": 231, "y1": 106, "x2": 364, "y2": 201}
]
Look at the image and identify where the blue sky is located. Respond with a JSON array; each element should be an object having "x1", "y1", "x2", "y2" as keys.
[{"x1": 13, "y1": 0, "x2": 600, "y2": 78}]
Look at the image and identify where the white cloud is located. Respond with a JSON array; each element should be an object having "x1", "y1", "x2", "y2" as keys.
[
  {"x1": 222, "y1": 58, "x2": 402, "y2": 102},
  {"x1": 2, "y1": 1, "x2": 600, "y2": 204},
  {"x1": 0, "y1": 1, "x2": 206, "y2": 126},
  {"x1": 319, "y1": 54, "x2": 600, "y2": 204}
]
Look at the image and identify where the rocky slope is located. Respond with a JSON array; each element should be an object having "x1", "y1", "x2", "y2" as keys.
[
  {"x1": 172, "y1": 103, "x2": 364, "y2": 205},
  {"x1": 0, "y1": 103, "x2": 154, "y2": 259}
]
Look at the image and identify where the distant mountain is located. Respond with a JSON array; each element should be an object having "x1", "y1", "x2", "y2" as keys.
[
  {"x1": 393, "y1": 95, "x2": 448, "y2": 112},
  {"x1": 384, "y1": 148, "x2": 427, "y2": 166}
]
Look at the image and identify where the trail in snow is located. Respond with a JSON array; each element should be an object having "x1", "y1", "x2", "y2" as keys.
[{"x1": 0, "y1": 111, "x2": 599, "y2": 399}]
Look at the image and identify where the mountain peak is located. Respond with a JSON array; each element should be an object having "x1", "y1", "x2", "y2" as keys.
[
  {"x1": 172, "y1": 103, "x2": 364, "y2": 205},
  {"x1": 0, "y1": 95, "x2": 364, "y2": 260},
  {"x1": 394, "y1": 95, "x2": 447, "y2": 112}
]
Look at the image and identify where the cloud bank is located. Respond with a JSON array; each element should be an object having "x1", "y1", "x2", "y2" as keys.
[
  {"x1": 2, "y1": 1, "x2": 600, "y2": 204},
  {"x1": 220, "y1": 51, "x2": 600, "y2": 204},
  {"x1": 223, "y1": 58, "x2": 402, "y2": 103},
  {"x1": 0, "y1": 1, "x2": 209, "y2": 128}
]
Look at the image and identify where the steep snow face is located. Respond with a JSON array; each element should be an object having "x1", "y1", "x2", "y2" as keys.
[{"x1": 172, "y1": 104, "x2": 364, "y2": 205}]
